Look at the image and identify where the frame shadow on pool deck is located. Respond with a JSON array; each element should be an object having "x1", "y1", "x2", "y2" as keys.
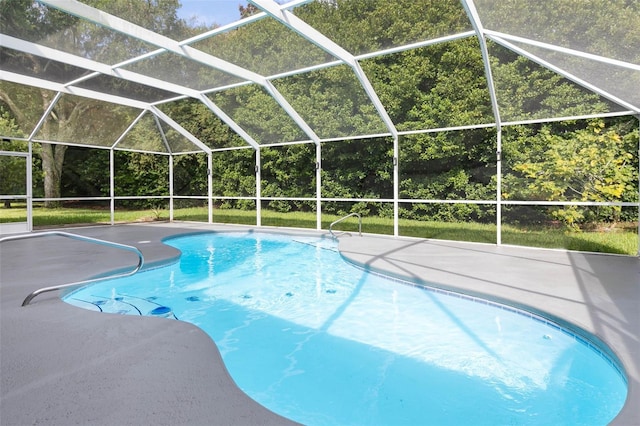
[{"x1": 1, "y1": 222, "x2": 638, "y2": 425}]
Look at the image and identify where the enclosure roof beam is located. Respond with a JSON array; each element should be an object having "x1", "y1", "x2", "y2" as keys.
[
  {"x1": 251, "y1": 0, "x2": 353, "y2": 65},
  {"x1": 0, "y1": 70, "x2": 149, "y2": 110},
  {"x1": 153, "y1": 114, "x2": 174, "y2": 154},
  {"x1": 28, "y1": 92, "x2": 63, "y2": 141},
  {"x1": 2, "y1": 35, "x2": 203, "y2": 101},
  {"x1": 40, "y1": 0, "x2": 267, "y2": 85},
  {"x1": 250, "y1": 0, "x2": 399, "y2": 138},
  {"x1": 40, "y1": 0, "x2": 322, "y2": 148},
  {"x1": 112, "y1": 110, "x2": 147, "y2": 150},
  {"x1": 150, "y1": 106, "x2": 212, "y2": 154},
  {"x1": 460, "y1": 0, "x2": 502, "y2": 128},
  {"x1": 262, "y1": 81, "x2": 322, "y2": 145},
  {"x1": 490, "y1": 35, "x2": 640, "y2": 114},
  {"x1": 198, "y1": 95, "x2": 261, "y2": 150}
]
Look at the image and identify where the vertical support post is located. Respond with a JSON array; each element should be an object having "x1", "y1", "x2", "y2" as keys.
[
  {"x1": 110, "y1": 148, "x2": 115, "y2": 225},
  {"x1": 393, "y1": 135, "x2": 399, "y2": 237},
  {"x1": 207, "y1": 152, "x2": 213, "y2": 224},
  {"x1": 256, "y1": 148, "x2": 261, "y2": 227},
  {"x1": 168, "y1": 154, "x2": 174, "y2": 222},
  {"x1": 316, "y1": 143, "x2": 322, "y2": 231},
  {"x1": 636, "y1": 115, "x2": 639, "y2": 256},
  {"x1": 27, "y1": 141, "x2": 33, "y2": 232},
  {"x1": 461, "y1": 0, "x2": 503, "y2": 246},
  {"x1": 496, "y1": 127, "x2": 502, "y2": 245}
]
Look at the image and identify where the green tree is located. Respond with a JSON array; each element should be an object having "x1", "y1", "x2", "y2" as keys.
[
  {"x1": 489, "y1": 44, "x2": 617, "y2": 121},
  {"x1": 296, "y1": 0, "x2": 470, "y2": 56},
  {"x1": 0, "y1": 137, "x2": 28, "y2": 208},
  {"x1": 321, "y1": 138, "x2": 394, "y2": 216},
  {"x1": 211, "y1": 149, "x2": 256, "y2": 210},
  {"x1": 262, "y1": 144, "x2": 315, "y2": 212},
  {"x1": 61, "y1": 147, "x2": 110, "y2": 199},
  {"x1": 0, "y1": 0, "x2": 188, "y2": 206},
  {"x1": 502, "y1": 119, "x2": 638, "y2": 228}
]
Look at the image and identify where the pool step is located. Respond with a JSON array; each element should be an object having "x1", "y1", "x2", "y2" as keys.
[{"x1": 67, "y1": 293, "x2": 176, "y2": 319}]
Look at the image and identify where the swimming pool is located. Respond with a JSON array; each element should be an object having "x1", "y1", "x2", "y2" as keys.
[{"x1": 64, "y1": 231, "x2": 627, "y2": 425}]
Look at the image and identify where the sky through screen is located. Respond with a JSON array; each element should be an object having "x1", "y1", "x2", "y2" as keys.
[{"x1": 177, "y1": 0, "x2": 248, "y2": 27}]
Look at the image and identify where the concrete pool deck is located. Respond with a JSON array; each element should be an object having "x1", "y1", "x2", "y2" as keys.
[{"x1": 1, "y1": 222, "x2": 638, "y2": 425}]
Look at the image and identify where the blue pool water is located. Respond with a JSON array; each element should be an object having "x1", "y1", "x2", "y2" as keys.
[{"x1": 64, "y1": 232, "x2": 627, "y2": 425}]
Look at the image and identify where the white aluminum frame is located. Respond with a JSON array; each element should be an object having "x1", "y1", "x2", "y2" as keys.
[{"x1": 0, "y1": 0, "x2": 638, "y2": 254}]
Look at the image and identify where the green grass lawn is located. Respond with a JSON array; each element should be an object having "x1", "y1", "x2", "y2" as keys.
[{"x1": 1, "y1": 204, "x2": 637, "y2": 255}]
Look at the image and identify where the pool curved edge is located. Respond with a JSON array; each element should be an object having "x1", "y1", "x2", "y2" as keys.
[
  {"x1": 336, "y1": 234, "x2": 638, "y2": 426},
  {"x1": 60, "y1": 227, "x2": 630, "y2": 425},
  {"x1": 59, "y1": 242, "x2": 183, "y2": 300}
]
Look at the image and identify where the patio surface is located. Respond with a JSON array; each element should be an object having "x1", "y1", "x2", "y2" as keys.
[{"x1": 1, "y1": 222, "x2": 638, "y2": 425}]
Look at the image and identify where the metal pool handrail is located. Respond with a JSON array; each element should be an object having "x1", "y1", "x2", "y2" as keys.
[
  {"x1": 0, "y1": 231, "x2": 144, "y2": 306},
  {"x1": 329, "y1": 212, "x2": 362, "y2": 239}
]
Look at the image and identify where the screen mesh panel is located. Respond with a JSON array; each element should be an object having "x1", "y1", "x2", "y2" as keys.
[
  {"x1": 474, "y1": 0, "x2": 640, "y2": 65},
  {"x1": 191, "y1": 16, "x2": 336, "y2": 77},
  {"x1": 158, "y1": 98, "x2": 252, "y2": 150},
  {"x1": 294, "y1": 0, "x2": 473, "y2": 57},
  {"x1": 503, "y1": 42, "x2": 640, "y2": 112},
  {"x1": 0, "y1": 82, "x2": 54, "y2": 138},
  {"x1": 32, "y1": 94, "x2": 141, "y2": 148},
  {"x1": 272, "y1": 64, "x2": 388, "y2": 139},
  {"x1": 488, "y1": 42, "x2": 628, "y2": 122},
  {"x1": 116, "y1": 112, "x2": 168, "y2": 153},
  {"x1": 207, "y1": 84, "x2": 308, "y2": 144},
  {"x1": 362, "y1": 37, "x2": 494, "y2": 131},
  {"x1": 0, "y1": 2, "x2": 157, "y2": 65}
]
